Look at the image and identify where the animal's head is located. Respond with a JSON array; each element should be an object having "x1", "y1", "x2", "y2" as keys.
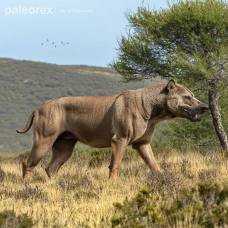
[{"x1": 165, "y1": 80, "x2": 209, "y2": 122}]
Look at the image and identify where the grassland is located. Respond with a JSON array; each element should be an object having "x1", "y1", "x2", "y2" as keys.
[
  {"x1": 0, "y1": 58, "x2": 227, "y2": 227},
  {"x1": 0, "y1": 148, "x2": 227, "y2": 227}
]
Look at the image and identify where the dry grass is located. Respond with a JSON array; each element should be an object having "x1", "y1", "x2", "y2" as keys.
[{"x1": 0, "y1": 149, "x2": 227, "y2": 227}]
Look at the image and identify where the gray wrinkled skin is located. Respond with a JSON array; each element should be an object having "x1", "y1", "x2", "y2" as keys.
[{"x1": 17, "y1": 80, "x2": 209, "y2": 181}]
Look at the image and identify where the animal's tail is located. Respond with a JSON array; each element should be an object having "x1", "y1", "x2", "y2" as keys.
[{"x1": 16, "y1": 111, "x2": 35, "y2": 134}]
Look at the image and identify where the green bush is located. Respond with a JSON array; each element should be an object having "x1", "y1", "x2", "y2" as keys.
[
  {"x1": 111, "y1": 181, "x2": 228, "y2": 227},
  {"x1": 88, "y1": 149, "x2": 111, "y2": 168},
  {"x1": 88, "y1": 148, "x2": 139, "y2": 168},
  {"x1": 0, "y1": 166, "x2": 5, "y2": 182},
  {"x1": 0, "y1": 210, "x2": 34, "y2": 228}
]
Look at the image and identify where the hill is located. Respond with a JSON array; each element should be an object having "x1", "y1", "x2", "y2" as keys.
[{"x1": 0, "y1": 58, "x2": 151, "y2": 152}]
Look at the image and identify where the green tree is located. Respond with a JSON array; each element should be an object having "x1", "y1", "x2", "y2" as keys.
[{"x1": 113, "y1": 0, "x2": 228, "y2": 150}]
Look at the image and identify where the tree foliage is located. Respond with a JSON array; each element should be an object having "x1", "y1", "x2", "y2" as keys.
[
  {"x1": 113, "y1": 0, "x2": 228, "y2": 150},
  {"x1": 114, "y1": 0, "x2": 228, "y2": 84}
]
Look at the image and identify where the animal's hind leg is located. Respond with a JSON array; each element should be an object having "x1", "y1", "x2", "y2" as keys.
[
  {"x1": 45, "y1": 138, "x2": 77, "y2": 178},
  {"x1": 23, "y1": 136, "x2": 56, "y2": 181}
]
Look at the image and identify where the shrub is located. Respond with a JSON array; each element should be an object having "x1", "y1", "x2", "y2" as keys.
[
  {"x1": 88, "y1": 149, "x2": 110, "y2": 168},
  {"x1": 111, "y1": 181, "x2": 228, "y2": 227},
  {"x1": 88, "y1": 148, "x2": 139, "y2": 168},
  {"x1": 0, "y1": 166, "x2": 6, "y2": 182},
  {"x1": 0, "y1": 210, "x2": 34, "y2": 228},
  {"x1": 0, "y1": 186, "x2": 48, "y2": 202}
]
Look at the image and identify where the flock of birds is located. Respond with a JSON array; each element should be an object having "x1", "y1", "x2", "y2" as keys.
[{"x1": 41, "y1": 39, "x2": 70, "y2": 48}]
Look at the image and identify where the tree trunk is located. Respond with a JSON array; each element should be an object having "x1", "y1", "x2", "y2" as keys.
[{"x1": 208, "y1": 87, "x2": 228, "y2": 151}]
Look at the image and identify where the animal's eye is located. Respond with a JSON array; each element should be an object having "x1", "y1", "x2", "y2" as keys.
[{"x1": 185, "y1": 96, "x2": 192, "y2": 101}]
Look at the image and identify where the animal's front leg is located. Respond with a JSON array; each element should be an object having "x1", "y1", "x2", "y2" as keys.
[
  {"x1": 133, "y1": 143, "x2": 161, "y2": 173},
  {"x1": 109, "y1": 135, "x2": 127, "y2": 179}
]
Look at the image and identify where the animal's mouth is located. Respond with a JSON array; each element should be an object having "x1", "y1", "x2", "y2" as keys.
[
  {"x1": 181, "y1": 106, "x2": 208, "y2": 122},
  {"x1": 183, "y1": 108, "x2": 201, "y2": 122}
]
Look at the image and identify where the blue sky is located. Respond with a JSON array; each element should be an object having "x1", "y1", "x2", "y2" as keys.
[{"x1": 0, "y1": 0, "x2": 172, "y2": 67}]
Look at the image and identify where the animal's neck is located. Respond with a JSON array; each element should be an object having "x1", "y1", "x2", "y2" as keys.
[{"x1": 140, "y1": 86, "x2": 170, "y2": 122}]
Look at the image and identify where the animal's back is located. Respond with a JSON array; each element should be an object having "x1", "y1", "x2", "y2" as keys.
[{"x1": 56, "y1": 95, "x2": 118, "y2": 147}]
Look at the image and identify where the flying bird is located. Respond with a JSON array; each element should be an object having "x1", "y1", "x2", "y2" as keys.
[{"x1": 41, "y1": 39, "x2": 71, "y2": 48}]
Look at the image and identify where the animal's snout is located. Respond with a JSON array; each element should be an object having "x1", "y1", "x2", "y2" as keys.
[{"x1": 200, "y1": 103, "x2": 209, "y2": 112}]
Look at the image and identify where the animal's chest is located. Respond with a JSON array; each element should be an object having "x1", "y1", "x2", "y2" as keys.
[
  {"x1": 130, "y1": 119, "x2": 154, "y2": 143},
  {"x1": 143, "y1": 122, "x2": 155, "y2": 137}
]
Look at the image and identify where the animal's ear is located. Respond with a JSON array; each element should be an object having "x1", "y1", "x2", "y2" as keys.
[{"x1": 166, "y1": 79, "x2": 176, "y2": 93}]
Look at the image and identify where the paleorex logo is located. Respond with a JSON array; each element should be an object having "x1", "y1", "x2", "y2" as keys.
[{"x1": 4, "y1": 5, "x2": 54, "y2": 16}]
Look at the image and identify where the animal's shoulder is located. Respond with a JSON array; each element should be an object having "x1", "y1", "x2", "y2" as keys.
[
  {"x1": 117, "y1": 88, "x2": 143, "y2": 102},
  {"x1": 113, "y1": 89, "x2": 143, "y2": 115}
]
